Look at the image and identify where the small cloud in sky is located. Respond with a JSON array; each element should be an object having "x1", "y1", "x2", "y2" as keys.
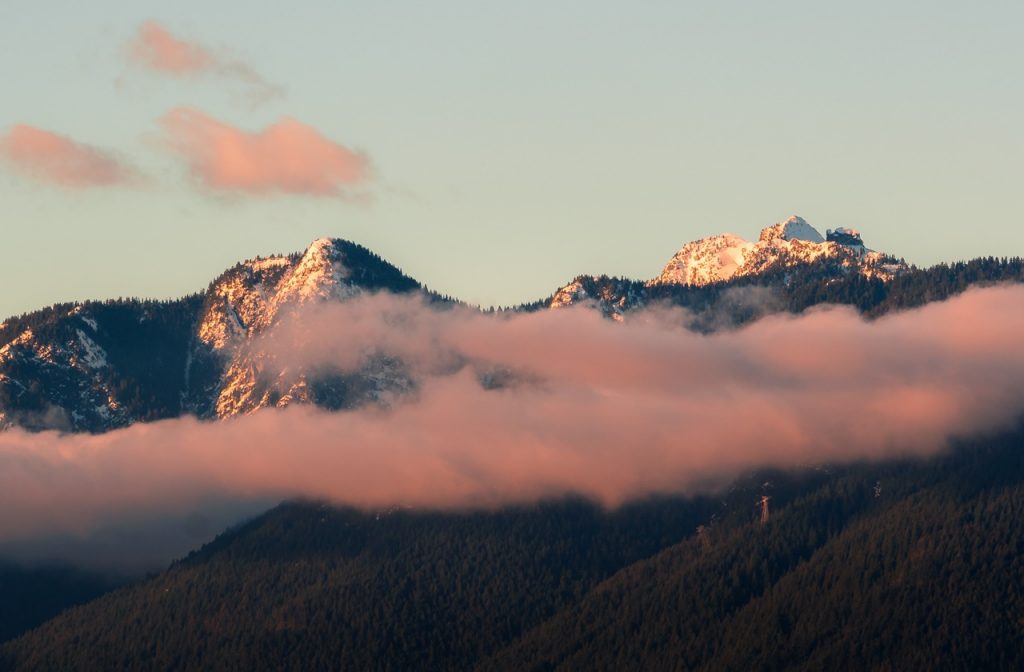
[
  {"x1": 127, "y1": 21, "x2": 284, "y2": 107},
  {"x1": 129, "y1": 20, "x2": 212, "y2": 74},
  {"x1": 0, "y1": 125, "x2": 138, "y2": 188},
  {"x1": 161, "y1": 107, "x2": 369, "y2": 197}
]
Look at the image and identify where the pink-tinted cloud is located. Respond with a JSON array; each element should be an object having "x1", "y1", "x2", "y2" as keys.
[
  {"x1": 129, "y1": 20, "x2": 212, "y2": 73},
  {"x1": 162, "y1": 107, "x2": 369, "y2": 196},
  {"x1": 0, "y1": 125, "x2": 136, "y2": 188},
  {"x1": 3, "y1": 285, "x2": 1024, "y2": 567},
  {"x1": 127, "y1": 21, "x2": 283, "y2": 105}
]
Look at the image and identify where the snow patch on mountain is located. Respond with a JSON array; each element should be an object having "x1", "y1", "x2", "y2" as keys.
[
  {"x1": 550, "y1": 279, "x2": 590, "y2": 310},
  {"x1": 260, "y1": 238, "x2": 359, "y2": 328},
  {"x1": 759, "y1": 215, "x2": 825, "y2": 244},
  {"x1": 74, "y1": 329, "x2": 108, "y2": 369},
  {"x1": 198, "y1": 256, "x2": 291, "y2": 351},
  {"x1": 651, "y1": 233, "x2": 757, "y2": 286}
]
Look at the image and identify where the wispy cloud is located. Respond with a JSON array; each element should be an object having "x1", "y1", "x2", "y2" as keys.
[
  {"x1": 3, "y1": 284, "x2": 1024, "y2": 570},
  {"x1": 161, "y1": 107, "x2": 369, "y2": 197},
  {"x1": 127, "y1": 21, "x2": 284, "y2": 106},
  {"x1": 0, "y1": 125, "x2": 138, "y2": 188},
  {"x1": 129, "y1": 20, "x2": 212, "y2": 74}
]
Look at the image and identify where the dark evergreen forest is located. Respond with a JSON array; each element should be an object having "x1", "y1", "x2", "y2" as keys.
[{"x1": 3, "y1": 427, "x2": 1024, "y2": 671}]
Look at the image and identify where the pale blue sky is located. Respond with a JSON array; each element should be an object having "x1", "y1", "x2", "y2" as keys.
[{"x1": 1, "y1": 0, "x2": 1022, "y2": 318}]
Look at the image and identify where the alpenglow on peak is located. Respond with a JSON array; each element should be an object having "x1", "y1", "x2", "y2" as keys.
[
  {"x1": 649, "y1": 215, "x2": 900, "y2": 287},
  {"x1": 759, "y1": 215, "x2": 825, "y2": 244}
]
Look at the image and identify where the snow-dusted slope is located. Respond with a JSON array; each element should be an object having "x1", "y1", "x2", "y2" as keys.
[
  {"x1": 760, "y1": 216, "x2": 825, "y2": 244},
  {"x1": 194, "y1": 238, "x2": 419, "y2": 419},
  {"x1": 549, "y1": 276, "x2": 644, "y2": 322},
  {"x1": 547, "y1": 216, "x2": 905, "y2": 317},
  {"x1": 651, "y1": 232, "x2": 756, "y2": 286},
  {"x1": 0, "y1": 306, "x2": 153, "y2": 432},
  {"x1": 0, "y1": 224, "x2": 911, "y2": 433},
  {"x1": 650, "y1": 215, "x2": 902, "y2": 287},
  {"x1": 0, "y1": 238, "x2": 423, "y2": 432}
]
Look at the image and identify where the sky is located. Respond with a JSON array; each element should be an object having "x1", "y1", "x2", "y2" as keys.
[{"x1": 1, "y1": 0, "x2": 1022, "y2": 319}]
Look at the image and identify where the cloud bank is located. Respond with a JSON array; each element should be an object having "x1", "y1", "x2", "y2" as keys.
[
  {"x1": 128, "y1": 21, "x2": 283, "y2": 106},
  {"x1": 0, "y1": 125, "x2": 136, "y2": 188},
  {"x1": 162, "y1": 108, "x2": 368, "y2": 196},
  {"x1": 3, "y1": 285, "x2": 1024, "y2": 567}
]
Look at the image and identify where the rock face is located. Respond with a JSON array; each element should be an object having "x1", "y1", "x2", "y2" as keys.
[
  {"x1": 191, "y1": 238, "x2": 421, "y2": 420},
  {"x1": 0, "y1": 239, "x2": 423, "y2": 433}
]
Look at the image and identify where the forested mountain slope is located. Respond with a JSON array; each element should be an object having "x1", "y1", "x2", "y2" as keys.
[
  {"x1": 0, "y1": 497, "x2": 717, "y2": 671},
  {"x1": 484, "y1": 429, "x2": 1024, "y2": 671},
  {"x1": 5, "y1": 428, "x2": 1024, "y2": 671}
]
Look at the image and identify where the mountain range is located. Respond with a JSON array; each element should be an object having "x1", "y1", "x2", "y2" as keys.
[{"x1": 0, "y1": 215, "x2": 916, "y2": 433}]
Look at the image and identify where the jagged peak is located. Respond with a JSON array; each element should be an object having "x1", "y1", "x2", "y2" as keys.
[
  {"x1": 270, "y1": 240, "x2": 355, "y2": 311},
  {"x1": 759, "y1": 215, "x2": 825, "y2": 244},
  {"x1": 650, "y1": 216, "x2": 898, "y2": 288},
  {"x1": 303, "y1": 237, "x2": 342, "y2": 258},
  {"x1": 292, "y1": 238, "x2": 344, "y2": 272}
]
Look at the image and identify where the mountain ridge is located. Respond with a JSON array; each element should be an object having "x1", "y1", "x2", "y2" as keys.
[
  {"x1": 650, "y1": 214, "x2": 901, "y2": 287},
  {"x1": 1, "y1": 218, "x2": 1018, "y2": 434},
  {"x1": 546, "y1": 215, "x2": 905, "y2": 319}
]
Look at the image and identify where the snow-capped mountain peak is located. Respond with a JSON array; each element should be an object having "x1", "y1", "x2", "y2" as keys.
[
  {"x1": 189, "y1": 238, "x2": 422, "y2": 420},
  {"x1": 261, "y1": 238, "x2": 359, "y2": 328},
  {"x1": 650, "y1": 215, "x2": 901, "y2": 287},
  {"x1": 759, "y1": 215, "x2": 825, "y2": 244},
  {"x1": 650, "y1": 233, "x2": 756, "y2": 286},
  {"x1": 274, "y1": 238, "x2": 355, "y2": 305},
  {"x1": 197, "y1": 239, "x2": 360, "y2": 353}
]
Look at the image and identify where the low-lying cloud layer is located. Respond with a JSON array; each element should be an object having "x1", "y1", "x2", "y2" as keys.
[
  {"x1": 3, "y1": 285, "x2": 1024, "y2": 568},
  {"x1": 0, "y1": 125, "x2": 136, "y2": 188},
  {"x1": 128, "y1": 21, "x2": 284, "y2": 106},
  {"x1": 162, "y1": 108, "x2": 368, "y2": 196}
]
